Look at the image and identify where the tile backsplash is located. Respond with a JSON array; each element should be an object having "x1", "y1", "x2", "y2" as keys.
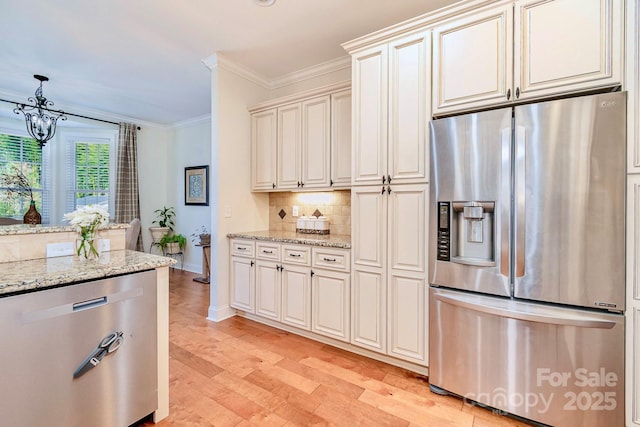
[{"x1": 269, "y1": 190, "x2": 351, "y2": 236}]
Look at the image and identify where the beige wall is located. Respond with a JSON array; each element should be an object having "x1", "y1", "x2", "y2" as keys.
[
  {"x1": 209, "y1": 58, "x2": 270, "y2": 321},
  {"x1": 268, "y1": 190, "x2": 351, "y2": 236}
]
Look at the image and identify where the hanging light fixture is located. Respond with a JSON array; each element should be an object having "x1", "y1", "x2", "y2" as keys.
[{"x1": 14, "y1": 75, "x2": 66, "y2": 147}]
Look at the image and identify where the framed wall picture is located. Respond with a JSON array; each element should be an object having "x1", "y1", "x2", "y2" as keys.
[{"x1": 185, "y1": 165, "x2": 209, "y2": 206}]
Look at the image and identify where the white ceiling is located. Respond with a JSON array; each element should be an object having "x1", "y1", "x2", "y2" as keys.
[{"x1": 0, "y1": 0, "x2": 458, "y2": 127}]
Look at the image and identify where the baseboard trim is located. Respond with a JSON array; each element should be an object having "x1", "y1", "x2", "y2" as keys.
[
  {"x1": 207, "y1": 305, "x2": 236, "y2": 322},
  {"x1": 236, "y1": 311, "x2": 429, "y2": 377}
]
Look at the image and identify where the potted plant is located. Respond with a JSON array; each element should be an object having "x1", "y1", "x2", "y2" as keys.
[
  {"x1": 158, "y1": 233, "x2": 187, "y2": 254},
  {"x1": 190, "y1": 225, "x2": 210, "y2": 245},
  {"x1": 149, "y1": 206, "x2": 175, "y2": 243}
]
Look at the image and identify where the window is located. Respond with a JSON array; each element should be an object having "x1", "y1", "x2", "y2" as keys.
[
  {"x1": 0, "y1": 132, "x2": 49, "y2": 222},
  {"x1": 67, "y1": 137, "x2": 116, "y2": 216}
]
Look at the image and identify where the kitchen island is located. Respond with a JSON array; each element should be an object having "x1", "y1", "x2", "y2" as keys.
[{"x1": 0, "y1": 224, "x2": 173, "y2": 425}]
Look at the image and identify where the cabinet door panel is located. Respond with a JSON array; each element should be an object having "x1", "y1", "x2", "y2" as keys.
[
  {"x1": 251, "y1": 109, "x2": 277, "y2": 191},
  {"x1": 277, "y1": 103, "x2": 302, "y2": 189},
  {"x1": 352, "y1": 45, "x2": 388, "y2": 185},
  {"x1": 351, "y1": 267, "x2": 386, "y2": 352},
  {"x1": 514, "y1": 0, "x2": 622, "y2": 99},
  {"x1": 352, "y1": 186, "x2": 387, "y2": 269},
  {"x1": 302, "y1": 96, "x2": 331, "y2": 188},
  {"x1": 312, "y1": 269, "x2": 350, "y2": 342},
  {"x1": 330, "y1": 90, "x2": 352, "y2": 188},
  {"x1": 255, "y1": 261, "x2": 280, "y2": 320},
  {"x1": 281, "y1": 265, "x2": 311, "y2": 330},
  {"x1": 388, "y1": 275, "x2": 427, "y2": 365},
  {"x1": 388, "y1": 184, "x2": 428, "y2": 274},
  {"x1": 388, "y1": 31, "x2": 430, "y2": 184},
  {"x1": 432, "y1": 4, "x2": 513, "y2": 114},
  {"x1": 230, "y1": 256, "x2": 254, "y2": 313}
]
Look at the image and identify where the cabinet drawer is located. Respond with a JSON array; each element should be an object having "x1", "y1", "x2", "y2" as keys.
[
  {"x1": 256, "y1": 242, "x2": 281, "y2": 260},
  {"x1": 231, "y1": 239, "x2": 255, "y2": 258},
  {"x1": 282, "y1": 244, "x2": 311, "y2": 266},
  {"x1": 312, "y1": 247, "x2": 350, "y2": 272}
]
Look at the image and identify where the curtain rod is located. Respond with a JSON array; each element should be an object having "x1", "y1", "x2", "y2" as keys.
[{"x1": 0, "y1": 97, "x2": 141, "y2": 130}]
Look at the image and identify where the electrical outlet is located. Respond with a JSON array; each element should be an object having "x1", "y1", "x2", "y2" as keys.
[
  {"x1": 98, "y1": 239, "x2": 111, "y2": 252},
  {"x1": 292, "y1": 205, "x2": 299, "y2": 217},
  {"x1": 46, "y1": 242, "x2": 75, "y2": 258}
]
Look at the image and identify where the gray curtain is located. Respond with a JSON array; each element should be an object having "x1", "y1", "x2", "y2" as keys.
[{"x1": 115, "y1": 123, "x2": 143, "y2": 251}]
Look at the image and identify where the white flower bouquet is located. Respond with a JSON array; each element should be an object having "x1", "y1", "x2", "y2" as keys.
[{"x1": 63, "y1": 204, "x2": 110, "y2": 258}]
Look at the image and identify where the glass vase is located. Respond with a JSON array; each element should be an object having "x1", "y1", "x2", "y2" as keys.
[{"x1": 76, "y1": 233, "x2": 100, "y2": 259}]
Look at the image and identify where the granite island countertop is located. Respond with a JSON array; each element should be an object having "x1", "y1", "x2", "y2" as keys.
[
  {"x1": 227, "y1": 230, "x2": 351, "y2": 249},
  {"x1": 0, "y1": 250, "x2": 175, "y2": 297},
  {"x1": 0, "y1": 223, "x2": 129, "y2": 236}
]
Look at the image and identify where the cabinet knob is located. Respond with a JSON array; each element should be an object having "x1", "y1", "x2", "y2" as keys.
[
  {"x1": 387, "y1": 186, "x2": 392, "y2": 194},
  {"x1": 297, "y1": 181, "x2": 301, "y2": 188},
  {"x1": 387, "y1": 174, "x2": 391, "y2": 184},
  {"x1": 311, "y1": 270, "x2": 315, "y2": 277},
  {"x1": 382, "y1": 186, "x2": 386, "y2": 195},
  {"x1": 330, "y1": 179, "x2": 334, "y2": 187},
  {"x1": 382, "y1": 175, "x2": 386, "y2": 185},
  {"x1": 507, "y1": 89, "x2": 511, "y2": 100},
  {"x1": 272, "y1": 183, "x2": 276, "y2": 189},
  {"x1": 250, "y1": 261, "x2": 254, "y2": 267},
  {"x1": 516, "y1": 87, "x2": 520, "y2": 99}
]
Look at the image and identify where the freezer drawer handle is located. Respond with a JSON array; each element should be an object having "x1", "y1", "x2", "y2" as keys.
[{"x1": 433, "y1": 291, "x2": 617, "y2": 329}]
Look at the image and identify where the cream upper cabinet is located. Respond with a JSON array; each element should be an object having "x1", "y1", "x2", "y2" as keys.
[
  {"x1": 514, "y1": 0, "x2": 622, "y2": 100},
  {"x1": 251, "y1": 109, "x2": 277, "y2": 191},
  {"x1": 330, "y1": 90, "x2": 352, "y2": 188},
  {"x1": 352, "y1": 45, "x2": 388, "y2": 186},
  {"x1": 352, "y1": 30, "x2": 430, "y2": 186},
  {"x1": 432, "y1": 3, "x2": 513, "y2": 114},
  {"x1": 433, "y1": 0, "x2": 622, "y2": 116},
  {"x1": 249, "y1": 83, "x2": 351, "y2": 192},
  {"x1": 301, "y1": 95, "x2": 331, "y2": 189},
  {"x1": 277, "y1": 103, "x2": 302, "y2": 190}
]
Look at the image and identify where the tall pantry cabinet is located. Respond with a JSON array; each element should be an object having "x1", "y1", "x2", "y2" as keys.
[{"x1": 346, "y1": 29, "x2": 430, "y2": 367}]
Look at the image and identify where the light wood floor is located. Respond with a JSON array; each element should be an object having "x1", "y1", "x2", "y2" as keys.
[{"x1": 142, "y1": 270, "x2": 533, "y2": 427}]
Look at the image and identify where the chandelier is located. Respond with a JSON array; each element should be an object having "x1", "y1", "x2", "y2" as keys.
[{"x1": 14, "y1": 75, "x2": 66, "y2": 147}]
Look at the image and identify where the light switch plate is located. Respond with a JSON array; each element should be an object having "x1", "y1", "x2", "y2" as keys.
[
  {"x1": 46, "y1": 242, "x2": 75, "y2": 258},
  {"x1": 224, "y1": 206, "x2": 232, "y2": 218},
  {"x1": 292, "y1": 205, "x2": 299, "y2": 217}
]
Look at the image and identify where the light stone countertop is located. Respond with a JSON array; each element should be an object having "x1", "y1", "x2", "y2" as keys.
[
  {"x1": 227, "y1": 230, "x2": 351, "y2": 249},
  {"x1": 0, "y1": 223, "x2": 129, "y2": 236},
  {"x1": 0, "y1": 250, "x2": 175, "y2": 297}
]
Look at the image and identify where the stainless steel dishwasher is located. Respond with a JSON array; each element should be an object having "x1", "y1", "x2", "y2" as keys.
[{"x1": 0, "y1": 269, "x2": 158, "y2": 427}]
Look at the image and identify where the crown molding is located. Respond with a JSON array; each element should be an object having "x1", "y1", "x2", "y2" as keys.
[
  {"x1": 270, "y1": 56, "x2": 352, "y2": 89},
  {"x1": 0, "y1": 87, "x2": 166, "y2": 130},
  {"x1": 172, "y1": 114, "x2": 211, "y2": 129},
  {"x1": 202, "y1": 53, "x2": 272, "y2": 89},
  {"x1": 248, "y1": 80, "x2": 350, "y2": 113},
  {"x1": 203, "y1": 52, "x2": 351, "y2": 91},
  {"x1": 342, "y1": 0, "x2": 502, "y2": 53}
]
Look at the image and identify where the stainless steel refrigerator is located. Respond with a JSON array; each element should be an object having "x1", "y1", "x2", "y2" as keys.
[{"x1": 428, "y1": 91, "x2": 626, "y2": 427}]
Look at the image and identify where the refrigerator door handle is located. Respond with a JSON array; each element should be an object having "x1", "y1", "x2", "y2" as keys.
[
  {"x1": 432, "y1": 290, "x2": 617, "y2": 329},
  {"x1": 500, "y1": 127, "x2": 511, "y2": 279},
  {"x1": 514, "y1": 125, "x2": 526, "y2": 279}
]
